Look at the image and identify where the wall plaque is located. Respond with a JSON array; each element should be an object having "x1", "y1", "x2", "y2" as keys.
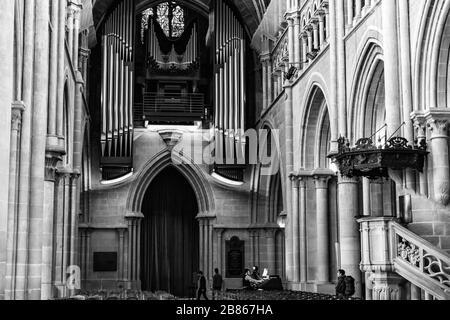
[
  {"x1": 226, "y1": 236, "x2": 245, "y2": 278},
  {"x1": 93, "y1": 252, "x2": 118, "y2": 272}
]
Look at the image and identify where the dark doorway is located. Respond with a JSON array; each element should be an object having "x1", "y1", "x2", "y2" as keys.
[{"x1": 141, "y1": 166, "x2": 199, "y2": 298}]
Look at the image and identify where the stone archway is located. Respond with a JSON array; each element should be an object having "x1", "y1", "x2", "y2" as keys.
[{"x1": 125, "y1": 150, "x2": 216, "y2": 292}]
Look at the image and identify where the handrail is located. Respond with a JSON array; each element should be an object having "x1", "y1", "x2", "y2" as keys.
[{"x1": 390, "y1": 221, "x2": 450, "y2": 300}]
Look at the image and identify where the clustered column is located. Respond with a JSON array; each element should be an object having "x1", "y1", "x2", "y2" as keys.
[{"x1": 126, "y1": 212, "x2": 144, "y2": 290}]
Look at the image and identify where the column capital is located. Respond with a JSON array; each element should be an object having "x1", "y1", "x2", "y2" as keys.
[
  {"x1": 45, "y1": 152, "x2": 63, "y2": 182},
  {"x1": 11, "y1": 101, "x2": 25, "y2": 132},
  {"x1": 313, "y1": 175, "x2": 332, "y2": 189},
  {"x1": 411, "y1": 111, "x2": 427, "y2": 139},
  {"x1": 425, "y1": 110, "x2": 450, "y2": 138},
  {"x1": 338, "y1": 175, "x2": 360, "y2": 184}
]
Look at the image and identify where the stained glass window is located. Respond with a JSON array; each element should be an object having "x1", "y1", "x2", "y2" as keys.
[
  {"x1": 141, "y1": 8, "x2": 154, "y2": 43},
  {"x1": 156, "y1": 2, "x2": 185, "y2": 38}
]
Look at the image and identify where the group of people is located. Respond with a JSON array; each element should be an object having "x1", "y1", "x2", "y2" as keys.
[
  {"x1": 196, "y1": 267, "x2": 355, "y2": 300},
  {"x1": 196, "y1": 269, "x2": 223, "y2": 300}
]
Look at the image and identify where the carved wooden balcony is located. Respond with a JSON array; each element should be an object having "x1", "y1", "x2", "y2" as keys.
[{"x1": 331, "y1": 136, "x2": 428, "y2": 179}]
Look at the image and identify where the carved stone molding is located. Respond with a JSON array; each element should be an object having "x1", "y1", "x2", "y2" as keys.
[
  {"x1": 11, "y1": 101, "x2": 25, "y2": 132},
  {"x1": 424, "y1": 110, "x2": 450, "y2": 138},
  {"x1": 45, "y1": 152, "x2": 63, "y2": 182}
]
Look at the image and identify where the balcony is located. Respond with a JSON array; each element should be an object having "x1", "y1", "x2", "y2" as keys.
[{"x1": 135, "y1": 92, "x2": 206, "y2": 124}]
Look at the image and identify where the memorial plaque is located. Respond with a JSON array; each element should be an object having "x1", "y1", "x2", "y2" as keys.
[
  {"x1": 226, "y1": 236, "x2": 245, "y2": 278},
  {"x1": 93, "y1": 252, "x2": 118, "y2": 272}
]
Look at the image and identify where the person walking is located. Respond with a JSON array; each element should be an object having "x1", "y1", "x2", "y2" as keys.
[
  {"x1": 212, "y1": 268, "x2": 223, "y2": 300},
  {"x1": 197, "y1": 271, "x2": 209, "y2": 300}
]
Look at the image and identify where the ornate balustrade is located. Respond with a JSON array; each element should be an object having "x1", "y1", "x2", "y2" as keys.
[{"x1": 391, "y1": 222, "x2": 450, "y2": 300}]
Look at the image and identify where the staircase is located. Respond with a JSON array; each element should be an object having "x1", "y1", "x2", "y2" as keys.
[{"x1": 391, "y1": 222, "x2": 450, "y2": 300}]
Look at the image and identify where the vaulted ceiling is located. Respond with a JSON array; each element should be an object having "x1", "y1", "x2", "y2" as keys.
[{"x1": 91, "y1": 0, "x2": 270, "y2": 37}]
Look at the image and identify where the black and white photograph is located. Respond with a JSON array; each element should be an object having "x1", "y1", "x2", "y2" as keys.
[{"x1": 0, "y1": 0, "x2": 449, "y2": 317}]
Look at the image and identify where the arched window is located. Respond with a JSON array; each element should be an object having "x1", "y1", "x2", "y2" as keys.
[{"x1": 156, "y1": 2, "x2": 185, "y2": 38}]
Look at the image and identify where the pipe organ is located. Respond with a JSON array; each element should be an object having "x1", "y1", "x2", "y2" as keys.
[
  {"x1": 100, "y1": 0, "x2": 135, "y2": 179},
  {"x1": 147, "y1": 21, "x2": 198, "y2": 70},
  {"x1": 214, "y1": 0, "x2": 246, "y2": 164}
]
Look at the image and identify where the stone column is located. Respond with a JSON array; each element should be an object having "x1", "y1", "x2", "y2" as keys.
[
  {"x1": 5, "y1": 103, "x2": 25, "y2": 299},
  {"x1": 312, "y1": 19, "x2": 320, "y2": 51},
  {"x1": 48, "y1": 0, "x2": 60, "y2": 138},
  {"x1": 15, "y1": 0, "x2": 35, "y2": 300},
  {"x1": 412, "y1": 113, "x2": 429, "y2": 196},
  {"x1": 318, "y1": 12, "x2": 325, "y2": 48},
  {"x1": 355, "y1": 0, "x2": 362, "y2": 19},
  {"x1": 306, "y1": 27, "x2": 313, "y2": 55},
  {"x1": 382, "y1": 0, "x2": 402, "y2": 137},
  {"x1": 293, "y1": 14, "x2": 301, "y2": 66},
  {"x1": 338, "y1": 176, "x2": 362, "y2": 297},
  {"x1": 28, "y1": 0, "x2": 51, "y2": 300},
  {"x1": 56, "y1": 0, "x2": 67, "y2": 140},
  {"x1": 126, "y1": 212, "x2": 144, "y2": 289},
  {"x1": 337, "y1": 0, "x2": 348, "y2": 137},
  {"x1": 298, "y1": 177, "x2": 308, "y2": 284},
  {"x1": 301, "y1": 32, "x2": 308, "y2": 65},
  {"x1": 216, "y1": 229, "x2": 224, "y2": 275},
  {"x1": 267, "y1": 60, "x2": 273, "y2": 105},
  {"x1": 118, "y1": 229, "x2": 125, "y2": 281},
  {"x1": 261, "y1": 59, "x2": 268, "y2": 110},
  {"x1": 41, "y1": 152, "x2": 62, "y2": 300},
  {"x1": 314, "y1": 175, "x2": 332, "y2": 283},
  {"x1": 287, "y1": 15, "x2": 295, "y2": 65},
  {"x1": 346, "y1": 0, "x2": 354, "y2": 27},
  {"x1": 426, "y1": 111, "x2": 450, "y2": 206},
  {"x1": 290, "y1": 175, "x2": 300, "y2": 283}
]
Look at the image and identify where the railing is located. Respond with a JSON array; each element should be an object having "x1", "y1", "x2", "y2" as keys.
[
  {"x1": 391, "y1": 222, "x2": 450, "y2": 300},
  {"x1": 135, "y1": 92, "x2": 205, "y2": 123}
]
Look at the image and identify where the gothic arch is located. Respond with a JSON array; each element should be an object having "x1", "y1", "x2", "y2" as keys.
[
  {"x1": 348, "y1": 38, "x2": 385, "y2": 143},
  {"x1": 300, "y1": 82, "x2": 331, "y2": 169},
  {"x1": 414, "y1": 0, "x2": 450, "y2": 110},
  {"x1": 126, "y1": 150, "x2": 215, "y2": 215}
]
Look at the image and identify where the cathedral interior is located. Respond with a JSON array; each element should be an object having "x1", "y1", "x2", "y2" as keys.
[{"x1": 0, "y1": 0, "x2": 450, "y2": 300}]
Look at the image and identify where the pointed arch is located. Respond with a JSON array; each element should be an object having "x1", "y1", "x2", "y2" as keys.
[{"x1": 126, "y1": 150, "x2": 215, "y2": 215}]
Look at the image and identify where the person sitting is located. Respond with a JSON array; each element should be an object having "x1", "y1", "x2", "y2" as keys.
[
  {"x1": 252, "y1": 266, "x2": 263, "y2": 281},
  {"x1": 243, "y1": 269, "x2": 264, "y2": 290}
]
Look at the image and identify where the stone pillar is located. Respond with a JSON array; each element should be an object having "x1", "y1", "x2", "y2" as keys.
[
  {"x1": 290, "y1": 175, "x2": 300, "y2": 283},
  {"x1": 5, "y1": 103, "x2": 25, "y2": 299},
  {"x1": 15, "y1": 0, "x2": 35, "y2": 300},
  {"x1": 117, "y1": 229, "x2": 125, "y2": 281},
  {"x1": 28, "y1": 0, "x2": 51, "y2": 300},
  {"x1": 355, "y1": 0, "x2": 362, "y2": 19},
  {"x1": 41, "y1": 152, "x2": 62, "y2": 300},
  {"x1": 312, "y1": 19, "x2": 320, "y2": 51},
  {"x1": 57, "y1": 0, "x2": 67, "y2": 139},
  {"x1": 261, "y1": 59, "x2": 268, "y2": 110},
  {"x1": 298, "y1": 177, "x2": 308, "y2": 284},
  {"x1": 126, "y1": 212, "x2": 144, "y2": 289},
  {"x1": 338, "y1": 176, "x2": 362, "y2": 297},
  {"x1": 293, "y1": 14, "x2": 301, "y2": 66},
  {"x1": 318, "y1": 12, "x2": 325, "y2": 48},
  {"x1": 337, "y1": 0, "x2": 348, "y2": 137},
  {"x1": 287, "y1": 16, "x2": 295, "y2": 65},
  {"x1": 382, "y1": 0, "x2": 402, "y2": 137},
  {"x1": 301, "y1": 32, "x2": 308, "y2": 65},
  {"x1": 307, "y1": 27, "x2": 313, "y2": 54},
  {"x1": 216, "y1": 229, "x2": 224, "y2": 275},
  {"x1": 426, "y1": 111, "x2": 450, "y2": 206},
  {"x1": 412, "y1": 113, "x2": 429, "y2": 196},
  {"x1": 267, "y1": 60, "x2": 273, "y2": 105},
  {"x1": 346, "y1": 0, "x2": 354, "y2": 27},
  {"x1": 314, "y1": 175, "x2": 331, "y2": 284},
  {"x1": 48, "y1": 0, "x2": 60, "y2": 138}
]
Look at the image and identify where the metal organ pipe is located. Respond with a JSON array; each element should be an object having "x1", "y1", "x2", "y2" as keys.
[
  {"x1": 214, "y1": 1, "x2": 246, "y2": 163},
  {"x1": 101, "y1": 0, "x2": 134, "y2": 159}
]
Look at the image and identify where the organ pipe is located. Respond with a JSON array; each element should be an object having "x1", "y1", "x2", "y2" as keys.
[
  {"x1": 101, "y1": 0, "x2": 135, "y2": 160},
  {"x1": 214, "y1": 0, "x2": 246, "y2": 163}
]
